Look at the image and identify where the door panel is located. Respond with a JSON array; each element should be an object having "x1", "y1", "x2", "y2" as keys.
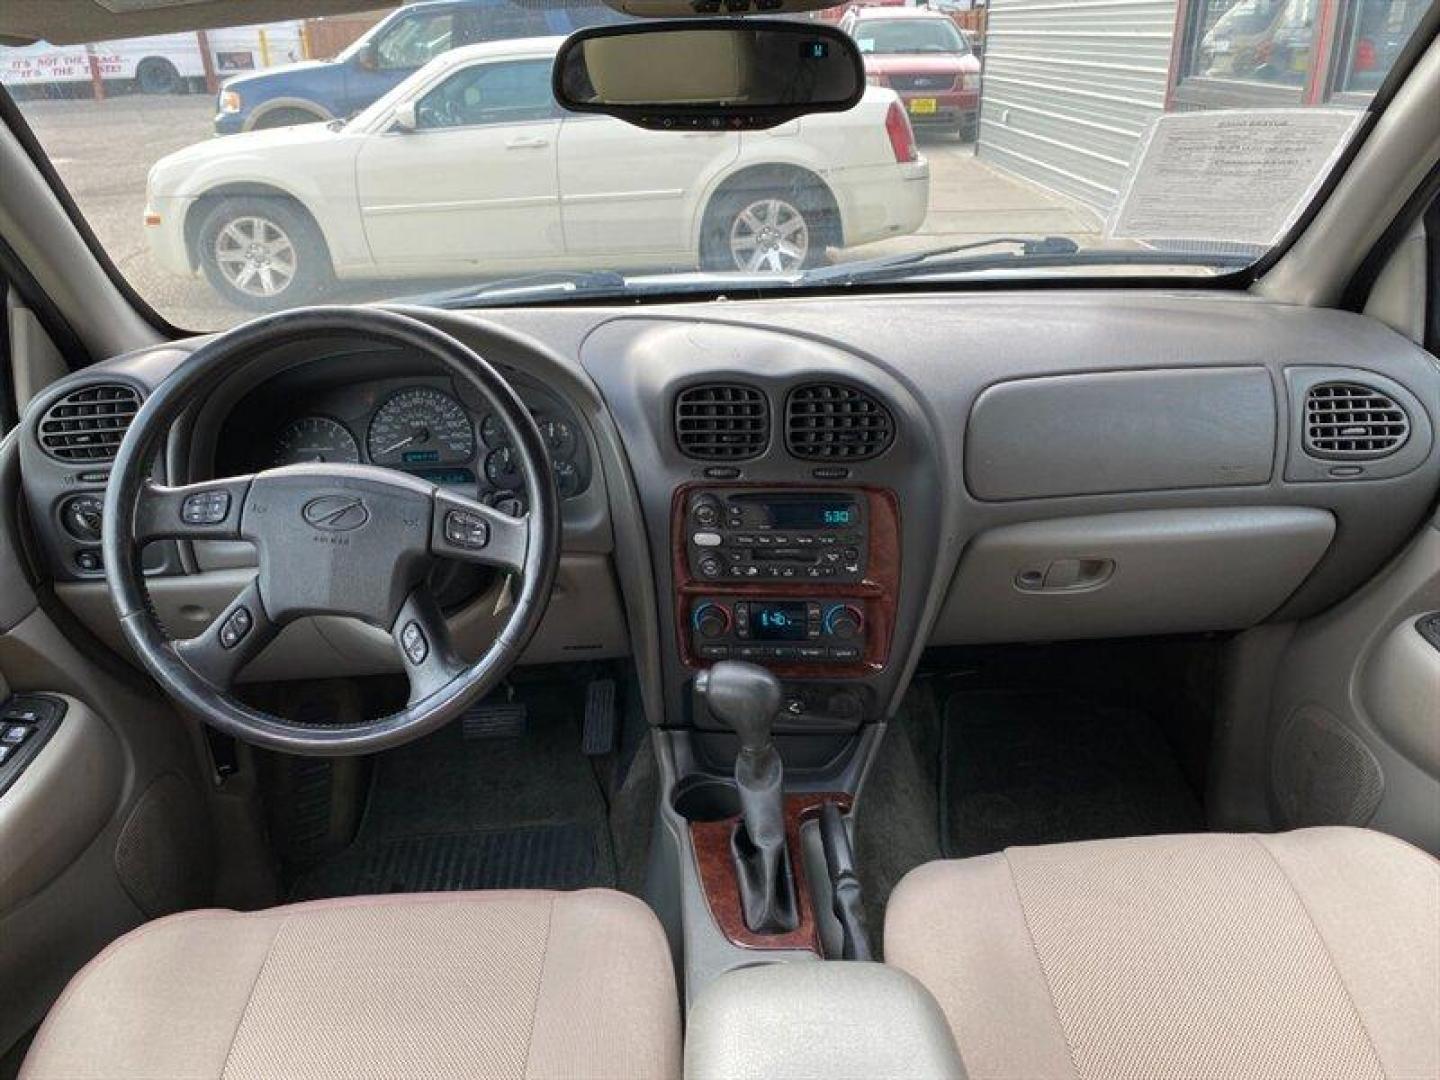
[
  {"x1": 558, "y1": 117, "x2": 740, "y2": 259},
  {"x1": 1259, "y1": 515, "x2": 1440, "y2": 853},
  {"x1": 355, "y1": 60, "x2": 563, "y2": 267},
  {"x1": 1363, "y1": 613, "x2": 1440, "y2": 775},
  {"x1": 0, "y1": 435, "x2": 219, "y2": 1059}
]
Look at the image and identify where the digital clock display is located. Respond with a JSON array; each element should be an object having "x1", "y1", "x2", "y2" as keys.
[
  {"x1": 750, "y1": 601, "x2": 810, "y2": 641},
  {"x1": 410, "y1": 467, "x2": 476, "y2": 488},
  {"x1": 770, "y1": 500, "x2": 857, "y2": 530}
]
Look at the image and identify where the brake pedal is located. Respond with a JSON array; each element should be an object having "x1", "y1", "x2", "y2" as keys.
[
  {"x1": 461, "y1": 701, "x2": 528, "y2": 740},
  {"x1": 581, "y1": 678, "x2": 617, "y2": 756}
]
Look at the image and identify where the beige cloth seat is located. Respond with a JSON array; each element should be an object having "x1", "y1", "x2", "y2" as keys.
[
  {"x1": 22, "y1": 888, "x2": 681, "y2": 1080},
  {"x1": 885, "y1": 827, "x2": 1439, "y2": 1080}
]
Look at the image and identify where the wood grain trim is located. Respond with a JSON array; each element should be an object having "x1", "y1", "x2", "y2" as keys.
[
  {"x1": 690, "y1": 791, "x2": 853, "y2": 954},
  {"x1": 672, "y1": 484, "x2": 900, "y2": 678}
]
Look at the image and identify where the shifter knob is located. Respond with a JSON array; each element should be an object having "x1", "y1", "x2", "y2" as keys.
[{"x1": 696, "y1": 661, "x2": 782, "y2": 752}]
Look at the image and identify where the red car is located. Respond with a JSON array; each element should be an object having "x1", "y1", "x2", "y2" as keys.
[{"x1": 840, "y1": 6, "x2": 981, "y2": 139}]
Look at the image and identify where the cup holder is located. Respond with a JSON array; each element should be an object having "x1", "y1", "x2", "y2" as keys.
[{"x1": 671, "y1": 775, "x2": 742, "y2": 823}]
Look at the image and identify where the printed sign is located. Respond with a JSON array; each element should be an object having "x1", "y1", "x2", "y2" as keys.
[{"x1": 1109, "y1": 109, "x2": 1361, "y2": 247}]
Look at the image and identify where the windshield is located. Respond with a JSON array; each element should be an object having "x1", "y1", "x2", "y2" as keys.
[
  {"x1": 2, "y1": 0, "x2": 1433, "y2": 329},
  {"x1": 853, "y1": 19, "x2": 968, "y2": 54}
]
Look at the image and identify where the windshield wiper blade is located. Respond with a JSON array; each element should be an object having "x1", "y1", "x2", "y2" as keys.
[
  {"x1": 403, "y1": 269, "x2": 631, "y2": 308},
  {"x1": 803, "y1": 237, "x2": 1253, "y2": 286},
  {"x1": 803, "y1": 236, "x2": 1078, "y2": 285}
]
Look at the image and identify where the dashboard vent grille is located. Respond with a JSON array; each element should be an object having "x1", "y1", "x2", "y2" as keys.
[
  {"x1": 786, "y1": 383, "x2": 894, "y2": 460},
  {"x1": 37, "y1": 384, "x2": 141, "y2": 462},
  {"x1": 675, "y1": 384, "x2": 768, "y2": 460},
  {"x1": 1303, "y1": 382, "x2": 1409, "y2": 459}
]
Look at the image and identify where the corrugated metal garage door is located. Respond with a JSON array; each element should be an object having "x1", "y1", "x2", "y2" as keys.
[{"x1": 978, "y1": 0, "x2": 1179, "y2": 212}]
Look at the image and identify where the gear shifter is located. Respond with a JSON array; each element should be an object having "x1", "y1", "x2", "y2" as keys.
[{"x1": 695, "y1": 661, "x2": 798, "y2": 934}]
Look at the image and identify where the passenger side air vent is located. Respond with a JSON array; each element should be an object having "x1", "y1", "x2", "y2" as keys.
[
  {"x1": 1303, "y1": 382, "x2": 1409, "y2": 459},
  {"x1": 37, "y1": 383, "x2": 142, "y2": 462},
  {"x1": 675, "y1": 384, "x2": 769, "y2": 460},
  {"x1": 786, "y1": 383, "x2": 894, "y2": 461}
]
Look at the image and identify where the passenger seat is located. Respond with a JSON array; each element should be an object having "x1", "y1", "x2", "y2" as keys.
[{"x1": 885, "y1": 827, "x2": 1438, "y2": 1080}]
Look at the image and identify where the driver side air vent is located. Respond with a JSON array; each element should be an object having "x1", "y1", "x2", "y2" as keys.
[
  {"x1": 786, "y1": 383, "x2": 894, "y2": 460},
  {"x1": 675, "y1": 384, "x2": 769, "y2": 460},
  {"x1": 37, "y1": 383, "x2": 142, "y2": 462},
  {"x1": 1303, "y1": 382, "x2": 1410, "y2": 459}
]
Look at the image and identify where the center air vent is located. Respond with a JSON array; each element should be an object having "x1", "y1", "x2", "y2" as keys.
[
  {"x1": 675, "y1": 384, "x2": 768, "y2": 460},
  {"x1": 1303, "y1": 382, "x2": 1409, "y2": 459},
  {"x1": 37, "y1": 384, "x2": 142, "y2": 462},
  {"x1": 786, "y1": 383, "x2": 894, "y2": 461}
]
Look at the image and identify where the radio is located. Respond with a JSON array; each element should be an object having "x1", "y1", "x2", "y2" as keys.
[
  {"x1": 685, "y1": 489, "x2": 868, "y2": 583},
  {"x1": 689, "y1": 597, "x2": 866, "y2": 664}
]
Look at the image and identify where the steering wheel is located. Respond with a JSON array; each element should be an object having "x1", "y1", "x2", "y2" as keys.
[{"x1": 102, "y1": 306, "x2": 560, "y2": 756}]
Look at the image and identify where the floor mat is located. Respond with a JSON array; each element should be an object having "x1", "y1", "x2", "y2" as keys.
[
  {"x1": 941, "y1": 689, "x2": 1204, "y2": 858},
  {"x1": 289, "y1": 683, "x2": 615, "y2": 900},
  {"x1": 292, "y1": 823, "x2": 603, "y2": 898}
]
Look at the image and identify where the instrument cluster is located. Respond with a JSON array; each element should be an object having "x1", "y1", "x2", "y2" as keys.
[{"x1": 245, "y1": 379, "x2": 590, "y2": 514}]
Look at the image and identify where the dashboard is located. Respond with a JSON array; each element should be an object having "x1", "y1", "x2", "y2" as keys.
[{"x1": 11, "y1": 292, "x2": 1440, "y2": 745}]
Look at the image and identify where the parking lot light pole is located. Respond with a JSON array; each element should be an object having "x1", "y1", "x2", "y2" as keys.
[
  {"x1": 196, "y1": 30, "x2": 220, "y2": 95},
  {"x1": 85, "y1": 44, "x2": 105, "y2": 102}
]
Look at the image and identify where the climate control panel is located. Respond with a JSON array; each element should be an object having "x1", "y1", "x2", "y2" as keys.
[{"x1": 689, "y1": 597, "x2": 866, "y2": 664}]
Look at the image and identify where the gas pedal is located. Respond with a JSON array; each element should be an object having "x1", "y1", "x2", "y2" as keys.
[{"x1": 581, "y1": 678, "x2": 617, "y2": 756}]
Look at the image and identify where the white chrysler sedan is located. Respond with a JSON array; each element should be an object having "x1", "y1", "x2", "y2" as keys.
[{"x1": 143, "y1": 35, "x2": 931, "y2": 310}]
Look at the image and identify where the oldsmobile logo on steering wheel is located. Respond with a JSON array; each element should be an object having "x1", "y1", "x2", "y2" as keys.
[{"x1": 302, "y1": 494, "x2": 370, "y2": 533}]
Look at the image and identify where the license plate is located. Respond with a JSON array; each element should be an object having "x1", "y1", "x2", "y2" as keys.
[{"x1": 908, "y1": 97, "x2": 938, "y2": 115}]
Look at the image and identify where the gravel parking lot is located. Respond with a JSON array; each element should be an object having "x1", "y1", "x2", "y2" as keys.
[{"x1": 17, "y1": 94, "x2": 1101, "y2": 330}]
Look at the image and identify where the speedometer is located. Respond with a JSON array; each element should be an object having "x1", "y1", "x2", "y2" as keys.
[
  {"x1": 367, "y1": 387, "x2": 475, "y2": 467},
  {"x1": 272, "y1": 417, "x2": 360, "y2": 467}
]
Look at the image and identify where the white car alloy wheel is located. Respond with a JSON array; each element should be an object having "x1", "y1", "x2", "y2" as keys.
[
  {"x1": 729, "y1": 198, "x2": 811, "y2": 273},
  {"x1": 213, "y1": 215, "x2": 299, "y2": 299}
]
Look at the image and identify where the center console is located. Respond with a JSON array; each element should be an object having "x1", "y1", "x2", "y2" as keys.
[{"x1": 685, "y1": 963, "x2": 965, "y2": 1080}]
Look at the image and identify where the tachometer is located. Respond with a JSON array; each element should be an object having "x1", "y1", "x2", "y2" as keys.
[
  {"x1": 272, "y1": 416, "x2": 360, "y2": 467},
  {"x1": 367, "y1": 387, "x2": 475, "y2": 467}
]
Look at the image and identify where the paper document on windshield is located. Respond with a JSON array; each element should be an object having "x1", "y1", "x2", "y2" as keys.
[{"x1": 1108, "y1": 109, "x2": 1361, "y2": 247}]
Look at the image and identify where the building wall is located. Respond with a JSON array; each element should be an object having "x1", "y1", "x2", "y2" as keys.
[{"x1": 977, "y1": 0, "x2": 1180, "y2": 213}]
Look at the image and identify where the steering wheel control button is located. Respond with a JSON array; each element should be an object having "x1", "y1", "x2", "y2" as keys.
[
  {"x1": 218, "y1": 606, "x2": 253, "y2": 650},
  {"x1": 401, "y1": 621, "x2": 429, "y2": 665},
  {"x1": 181, "y1": 490, "x2": 231, "y2": 526},
  {"x1": 0, "y1": 725, "x2": 31, "y2": 747},
  {"x1": 74, "y1": 550, "x2": 103, "y2": 573},
  {"x1": 444, "y1": 509, "x2": 490, "y2": 550}
]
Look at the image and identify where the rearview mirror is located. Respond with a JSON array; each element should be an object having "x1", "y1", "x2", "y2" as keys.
[
  {"x1": 392, "y1": 101, "x2": 418, "y2": 132},
  {"x1": 552, "y1": 20, "x2": 864, "y2": 131}
]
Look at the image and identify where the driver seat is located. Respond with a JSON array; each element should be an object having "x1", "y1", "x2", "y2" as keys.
[{"x1": 21, "y1": 889, "x2": 681, "y2": 1080}]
